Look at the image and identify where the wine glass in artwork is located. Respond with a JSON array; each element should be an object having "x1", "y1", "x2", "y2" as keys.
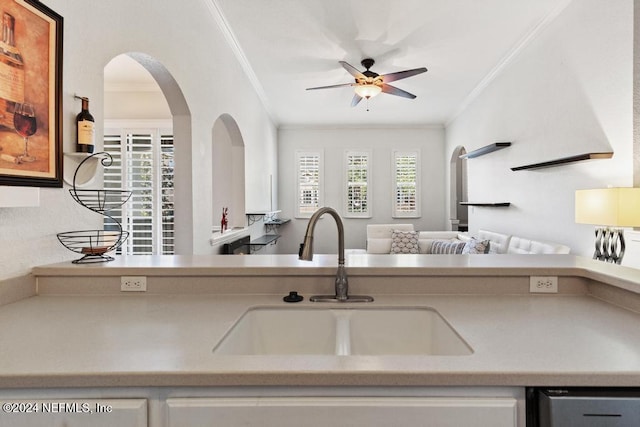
[{"x1": 13, "y1": 102, "x2": 37, "y2": 163}]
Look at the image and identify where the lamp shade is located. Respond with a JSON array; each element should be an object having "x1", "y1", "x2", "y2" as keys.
[
  {"x1": 354, "y1": 84, "x2": 382, "y2": 99},
  {"x1": 575, "y1": 188, "x2": 640, "y2": 227}
]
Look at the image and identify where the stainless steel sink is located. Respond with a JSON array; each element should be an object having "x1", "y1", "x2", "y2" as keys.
[{"x1": 212, "y1": 307, "x2": 473, "y2": 356}]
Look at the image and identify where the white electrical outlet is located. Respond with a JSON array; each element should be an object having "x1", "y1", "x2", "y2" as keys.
[
  {"x1": 529, "y1": 276, "x2": 558, "y2": 293},
  {"x1": 121, "y1": 276, "x2": 147, "y2": 292}
]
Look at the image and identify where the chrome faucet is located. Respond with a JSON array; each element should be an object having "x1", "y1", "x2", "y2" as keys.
[{"x1": 299, "y1": 207, "x2": 373, "y2": 302}]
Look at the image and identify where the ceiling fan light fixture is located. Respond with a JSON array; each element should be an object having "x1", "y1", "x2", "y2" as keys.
[{"x1": 354, "y1": 84, "x2": 382, "y2": 99}]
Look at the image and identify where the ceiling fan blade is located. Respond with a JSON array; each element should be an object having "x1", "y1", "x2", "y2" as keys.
[
  {"x1": 381, "y1": 83, "x2": 417, "y2": 99},
  {"x1": 339, "y1": 61, "x2": 365, "y2": 79},
  {"x1": 306, "y1": 82, "x2": 355, "y2": 91},
  {"x1": 381, "y1": 67, "x2": 427, "y2": 83},
  {"x1": 351, "y1": 93, "x2": 363, "y2": 107}
]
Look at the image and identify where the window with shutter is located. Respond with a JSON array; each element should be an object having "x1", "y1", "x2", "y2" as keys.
[
  {"x1": 392, "y1": 150, "x2": 421, "y2": 218},
  {"x1": 104, "y1": 127, "x2": 174, "y2": 255},
  {"x1": 344, "y1": 150, "x2": 371, "y2": 218},
  {"x1": 296, "y1": 151, "x2": 323, "y2": 218}
]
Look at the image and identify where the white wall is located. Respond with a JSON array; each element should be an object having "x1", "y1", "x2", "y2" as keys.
[
  {"x1": 445, "y1": 0, "x2": 633, "y2": 257},
  {"x1": 104, "y1": 92, "x2": 171, "y2": 120},
  {"x1": 0, "y1": 0, "x2": 278, "y2": 279},
  {"x1": 277, "y1": 127, "x2": 446, "y2": 254}
]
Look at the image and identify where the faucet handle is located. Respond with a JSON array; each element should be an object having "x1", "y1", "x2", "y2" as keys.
[{"x1": 298, "y1": 243, "x2": 305, "y2": 258}]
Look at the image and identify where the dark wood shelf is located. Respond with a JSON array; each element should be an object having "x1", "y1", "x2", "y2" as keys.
[
  {"x1": 459, "y1": 142, "x2": 511, "y2": 159},
  {"x1": 510, "y1": 152, "x2": 613, "y2": 171},
  {"x1": 460, "y1": 202, "x2": 511, "y2": 207}
]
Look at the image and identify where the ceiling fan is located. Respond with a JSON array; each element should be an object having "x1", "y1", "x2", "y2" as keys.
[{"x1": 306, "y1": 58, "x2": 427, "y2": 108}]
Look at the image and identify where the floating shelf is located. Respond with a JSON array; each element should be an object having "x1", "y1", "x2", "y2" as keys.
[
  {"x1": 250, "y1": 234, "x2": 280, "y2": 246},
  {"x1": 249, "y1": 234, "x2": 280, "y2": 253},
  {"x1": 460, "y1": 202, "x2": 510, "y2": 207},
  {"x1": 459, "y1": 142, "x2": 511, "y2": 159},
  {"x1": 246, "y1": 210, "x2": 281, "y2": 225},
  {"x1": 510, "y1": 152, "x2": 613, "y2": 171},
  {"x1": 63, "y1": 152, "x2": 100, "y2": 187},
  {"x1": 265, "y1": 217, "x2": 290, "y2": 233}
]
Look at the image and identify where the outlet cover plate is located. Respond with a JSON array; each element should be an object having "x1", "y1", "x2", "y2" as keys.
[
  {"x1": 529, "y1": 276, "x2": 558, "y2": 293},
  {"x1": 121, "y1": 276, "x2": 147, "y2": 292}
]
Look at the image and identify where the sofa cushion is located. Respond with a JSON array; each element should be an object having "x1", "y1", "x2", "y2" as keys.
[
  {"x1": 478, "y1": 230, "x2": 511, "y2": 254},
  {"x1": 462, "y1": 238, "x2": 491, "y2": 254},
  {"x1": 390, "y1": 230, "x2": 420, "y2": 254},
  {"x1": 508, "y1": 236, "x2": 570, "y2": 254},
  {"x1": 430, "y1": 240, "x2": 467, "y2": 254},
  {"x1": 418, "y1": 231, "x2": 469, "y2": 254},
  {"x1": 366, "y1": 224, "x2": 415, "y2": 253},
  {"x1": 367, "y1": 238, "x2": 393, "y2": 254}
]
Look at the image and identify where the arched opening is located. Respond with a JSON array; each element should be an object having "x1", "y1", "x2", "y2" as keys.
[
  {"x1": 103, "y1": 52, "x2": 192, "y2": 254},
  {"x1": 449, "y1": 146, "x2": 468, "y2": 232},
  {"x1": 212, "y1": 114, "x2": 246, "y2": 231}
]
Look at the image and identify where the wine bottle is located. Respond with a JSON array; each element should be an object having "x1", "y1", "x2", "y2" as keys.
[
  {"x1": 0, "y1": 12, "x2": 25, "y2": 130},
  {"x1": 75, "y1": 96, "x2": 95, "y2": 153}
]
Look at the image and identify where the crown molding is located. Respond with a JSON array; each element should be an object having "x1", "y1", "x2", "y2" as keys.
[
  {"x1": 201, "y1": 0, "x2": 279, "y2": 125},
  {"x1": 446, "y1": 0, "x2": 574, "y2": 127}
]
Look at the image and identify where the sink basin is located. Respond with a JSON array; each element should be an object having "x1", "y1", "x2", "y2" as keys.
[{"x1": 212, "y1": 307, "x2": 472, "y2": 356}]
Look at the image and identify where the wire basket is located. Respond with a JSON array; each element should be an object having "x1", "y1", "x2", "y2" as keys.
[
  {"x1": 57, "y1": 230, "x2": 130, "y2": 263},
  {"x1": 69, "y1": 189, "x2": 132, "y2": 214},
  {"x1": 57, "y1": 151, "x2": 130, "y2": 264}
]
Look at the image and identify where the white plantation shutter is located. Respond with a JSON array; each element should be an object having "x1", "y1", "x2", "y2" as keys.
[
  {"x1": 393, "y1": 150, "x2": 421, "y2": 218},
  {"x1": 104, "y1": 127, "x2": 174, "y2": 255},
  {"x1": 344, "y1": 150, "x2": 370, "y2": 218},
  {"x1": 296, "y1": 151, "x2": 323, "y2": 218}
]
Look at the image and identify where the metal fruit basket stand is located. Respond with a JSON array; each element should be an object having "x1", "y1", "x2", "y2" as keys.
[{"x1": 57, "y1": 152, "x2": 131, "y2": 263}]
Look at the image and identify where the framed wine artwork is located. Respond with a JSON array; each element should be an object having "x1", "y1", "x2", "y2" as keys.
[{"x1": 0, "y1": 0, "x2": 62, "y2": 187}]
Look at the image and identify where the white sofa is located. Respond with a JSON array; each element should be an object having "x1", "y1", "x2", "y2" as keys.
[{"x1": 361, "y1": 225, "x2": 570, "y2": 254}]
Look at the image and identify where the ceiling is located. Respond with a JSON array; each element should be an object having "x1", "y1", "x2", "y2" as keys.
[{"x1": 106, "y1": 1, "x2": 570, "y2": 128}]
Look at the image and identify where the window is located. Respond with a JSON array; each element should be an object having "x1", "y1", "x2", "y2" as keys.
[
  {"x1": 296, "y1": 150, "x2": 323, "y2": 218},
  {"x1": 344, "y1": 150, "x2": 371, "y2": 218},
  {"x1": 104, "y1": 126, "x2": 174, "y2": 255},
  {"x1": 392, "y1": 150, "x2": 420, "y2": 218}
]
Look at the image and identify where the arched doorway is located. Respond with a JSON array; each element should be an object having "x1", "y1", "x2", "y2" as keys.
[
  {"x1": 212, "y1": 114, "x2": 246, "y2": 230},
  {"x1": 449, "y1": 146, "x2": 468, "y2": 231},
  {"x1": 103, "y1": 52, "x2": 192, "y2": 254}
]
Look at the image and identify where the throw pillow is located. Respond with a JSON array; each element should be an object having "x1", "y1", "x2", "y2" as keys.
[
  {"x1": 462, "y1": 238, "x2": 491, "y2": 254},
  {"x1": 390, "y1": 230, "x2": 420, "y2": 254},
  {"x1": 430, "y1": 240, "x2": 467, "y2": 254}
]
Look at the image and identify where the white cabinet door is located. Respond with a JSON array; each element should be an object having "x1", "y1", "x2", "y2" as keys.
[
  {"x1": 167, "y1": 396, "x2": 517, "y2": 427},
  {"x1": 0, "y1": 399, "x2": 147, "y2": 427}
]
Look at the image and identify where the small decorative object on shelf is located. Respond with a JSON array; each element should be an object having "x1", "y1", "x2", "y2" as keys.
[
  {"x1": 57, "y1": 152, "x2": 131, "y2": 263},
  {"x1": 221, "y1": 207, "x2": 229, "y2": 232},
  {"x1": 74, "y1": 95, "x2": 95, "y2": 153}
]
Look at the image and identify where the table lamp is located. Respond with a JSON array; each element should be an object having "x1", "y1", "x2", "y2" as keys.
[{"x1": 575, "y1": 188, "x2": 640, "y2": 264}]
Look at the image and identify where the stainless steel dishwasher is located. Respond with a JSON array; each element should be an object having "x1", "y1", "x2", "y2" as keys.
[{"x1": 527, "y1": 388, "x2": 640, "y2": 426}]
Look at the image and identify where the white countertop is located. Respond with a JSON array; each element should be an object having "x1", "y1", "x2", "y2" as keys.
[
  {"x1": 2, "y1": 292, "x2": 640, "y2": 388},
  {"x1": 2, "y1": 254, "x2": 640, "y2": 389}
]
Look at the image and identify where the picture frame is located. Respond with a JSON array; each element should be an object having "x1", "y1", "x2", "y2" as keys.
[{"x1": 0, "y1": 0, "x2": 62, "y2": 187}]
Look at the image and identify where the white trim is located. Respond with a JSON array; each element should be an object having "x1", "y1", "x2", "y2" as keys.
[
  {"x1": 202, "y1": 0, "x2": 278, "y2": 125},
  {"x1": 295, "y1": 150, "x2": 323, "y2": 219},
  {"x1": 343, "y1": 149, "x2": 372, "y2": 219},
  {"x1": 392, "y1": 150, "x2": 421, "y2": 219},
  {"x1": 445, "y1": 0, "x2": 574, "y2": 126},
  {"x1": 209, "y1": 227, "x2": 249, "y2": 246}
]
